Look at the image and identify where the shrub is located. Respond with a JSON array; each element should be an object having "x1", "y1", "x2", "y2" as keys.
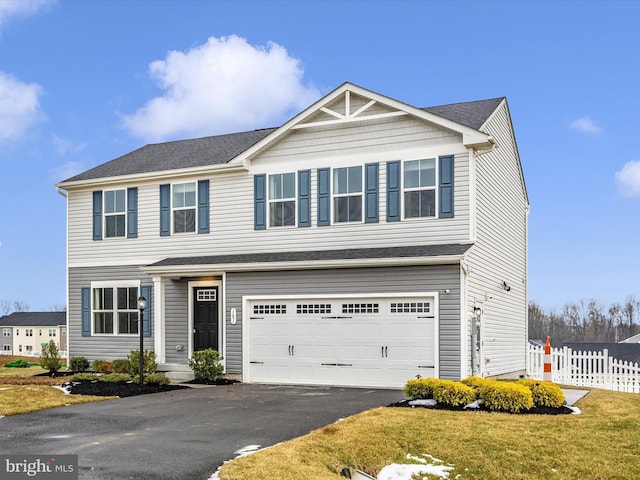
[
  {"x1": 99, "y1": 373, "x2": 132, "y2": 383},
  {"x1": 188, "y1": 349, "x2": 224, "y2": 382},
  {"x1": 70, "y1": 373, "x2": 99, "y2": 382},
  {"x1": 39, "y1": 340, "x2": 62, "y2": 373},
  {"x1": 92, "y1": 359, "x2": 114, "y2": 374},
  {"x1": 69, "y1": 356, "x2": 90, "y2": 372},
  {"x1": 127, "y1": 350, "x2": 157, "y2": 376},
  {"x1": 480, "y1": 382, "x2": 534, "y2": 413},
  {"x1": 4, "y1": 359, "x2": 30, "y2": 368},
  {"x1": 112, "y1": 359, "x2": 131, "y2": 374},
  {"x1": 433, "y1": 380, "x2": 477, "y2": 407},
  {"x1": 133, "y1": 373, "x2": 170, "y2": 385},
  {"x1": 404, "y1": 377, "x2": 442, "y2": 399},
  {"x1": 461, "y1": 376, "x2": 493, "y2": 391},
  {"x1": 518, "y1": 379, "x2": 566, "y2": 408}
]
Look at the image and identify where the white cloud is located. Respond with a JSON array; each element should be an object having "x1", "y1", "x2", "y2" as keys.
[
  {"x1": 615, "y1": 161, "x2": 640, "y2": 198},
  {"x1": 570, "y1": 116, "x2": 602, "y2": 134},
  {"x1": 122, "y1": 35, "x2": 320, "y2": 142},
  {"x1": 51, "y1": 134, "x2": 85, "y2": 156},
  {"x1": 0, "y1": 0, "x2": 55, "y2": 31},
  {"x1": 0, "y1": 72, "x2": 44, "y2": 142},
  {"x1": 51, "y1": 160, "x2": 84, "y2": 183}
]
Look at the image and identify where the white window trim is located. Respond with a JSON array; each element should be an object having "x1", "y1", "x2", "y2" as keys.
[
  {"x1": 171, "y1": 181, "x2": 198, "y2": 235},
  {"x1": 332, "y1": 165, "x2": 364, "y2": 224},
  {"x1": 402, "y1": 158, "x2": 439, "y2": 220},
  {"x1": 2, "y1": 328, "x2": 10, "y2": 337},
  {"x1": 90, "y1": 280, "x2": 141, "y2": 336},
  {"x1": 267, "y1": 172, "x2": 297, "y2": 229},
  {"x1": 103, "y1": 188, "x2": 127, "y2": 239}
]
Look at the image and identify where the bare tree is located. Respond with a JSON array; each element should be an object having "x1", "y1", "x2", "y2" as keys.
[
  {"x1": 0, "y1": 300, "x2": 11, "y2": 316},
  {"x1": 12, "y1": 301, "x2": 30, "y2": 312},
  {"x1": 51, "y1": 304, "x2": 67, "y2": 312},
  {"x1": 622, "y1": 295, "x2": 640, "y2": 340}
]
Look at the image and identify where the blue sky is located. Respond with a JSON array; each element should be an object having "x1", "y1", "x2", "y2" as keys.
[{"x1": 0, "y1": 0, "x2": 638, "y2": 312}]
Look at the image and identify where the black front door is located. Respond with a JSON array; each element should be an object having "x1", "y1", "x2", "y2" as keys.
[{"x1": 193, "y1": 287, "x2": 219, "y2": 351}]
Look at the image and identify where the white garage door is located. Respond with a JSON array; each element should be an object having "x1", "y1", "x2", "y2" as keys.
[{"x1": 246, "y1": 296, "x2": 437, "y2": 388}]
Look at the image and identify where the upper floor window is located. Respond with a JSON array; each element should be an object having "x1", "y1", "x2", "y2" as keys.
[
  {"x1": 404, "y1": 159, "x2": 436, "y2": 218},
  {"x1": 104, "y1": 189, "x2": 126, "y2": 237},
  {"x1": 268, "y1": 173, "x2": 296, "y2": 227},
  {"x1": 25, "y1": 329, "x2": 33, "y2": 337},
  {"x1": 172, "y1": 182, "x2": 197, "y2": 233},
  {"x1": 49, "y1": 329, "x2": 57, "y2": 337},
  {"x1": 2, "y1": 328, "x2": 10, "y2": 337},
  {"x1": 92, "y1": 286, "x2": 139, "y2": 335},
  {"x1": 333, "y1": 166, "x2": 362, "y2": 223}
]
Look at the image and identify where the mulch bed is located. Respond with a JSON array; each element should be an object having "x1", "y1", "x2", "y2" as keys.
[
  {"x1": 64, "y1": 377, "x2": 240, "y2": 397},
  {"x1": 388, "y1": 399, "x2": 575, "y2": 415}
]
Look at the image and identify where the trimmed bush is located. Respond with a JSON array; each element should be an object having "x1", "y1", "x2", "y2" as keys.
[
  {"x1": 480, "y1": 382, "x2": 534, "y2": 413},
  {"x1": 518, "y1": 379, "x2": 566, "y2": 408},
  {"x1": 433, "y1": 380, "x2": 477, "y2": 407},
  {"x1": 99, "y1": 373, "x2": 132, "y2": 383},
  {"x1": 92, "y1": 359, "x2": 114, "y2": 374},
  {"x1": 127, "y1": 350, "x2": 157, "y2": 376},
  {"x1": 404, "y1": 377, "x2": 443, "y2": 399},
  {"x1": 132, "y1": 373, "x2": 170, "y2": 385},
  {"x1": 112, "y1": 359, "x2": 131, "y2": 374},
  {"x1": 70, "y1": 373, "x2": 99, "y2": 382},
  {"x1": 69, "y1": 356, "x2": 90, "y2": 372},
  {"x1": 4, "y1": 359, "x2": 30, "y2": 368},
  {"x1": 40, "y1": 340, "x2": 62, "y2": 373},
  {"x1": 188, "y1": 349, "x2": 224, "y2": 382}
]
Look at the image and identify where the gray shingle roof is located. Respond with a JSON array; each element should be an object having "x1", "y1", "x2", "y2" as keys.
[
  {"x1": 62, "y1": 128, "x2": 276, "y2": 183},
  {"x1": 61, "y1": 96, "x2": 503, "y2": 184},
  {"x1": 422, "y1": 97, "x2": 504, "y2": 130},
  {"x1": 148, "y1": 243, "x2": 472, "y2": 268},
  {"x1": 0, "y1": 312, "x2": 66, "y2": 327}
]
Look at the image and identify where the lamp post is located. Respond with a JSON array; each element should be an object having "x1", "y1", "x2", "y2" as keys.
[{"x1": 137, "y1": 295, "x2": 147, "y2": 387}]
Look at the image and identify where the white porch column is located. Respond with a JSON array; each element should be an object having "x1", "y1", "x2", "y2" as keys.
[{"x1": 153, "y1": 276, "x2": 165, "y2": 363}]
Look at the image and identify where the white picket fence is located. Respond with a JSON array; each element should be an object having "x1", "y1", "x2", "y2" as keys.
[{"x1": 528, "y1": 344, "x2": 640, "y2": 393}]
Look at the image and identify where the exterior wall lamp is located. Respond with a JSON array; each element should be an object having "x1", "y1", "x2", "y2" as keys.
[{"x1": 137, "y1": 295, "x2": 147, "y2": 387}]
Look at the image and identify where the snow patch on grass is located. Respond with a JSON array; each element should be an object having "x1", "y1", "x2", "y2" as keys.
[{"x1": 377, "y1": 453, "x2": 456, "y2": 480}]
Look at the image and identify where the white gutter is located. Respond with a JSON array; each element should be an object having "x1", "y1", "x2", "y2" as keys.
[{"x1": 56, "y1": 187, "x2": 67, "y2": 198}]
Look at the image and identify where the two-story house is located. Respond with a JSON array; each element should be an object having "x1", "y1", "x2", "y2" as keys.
[
  {"x1": 56, "y1": 82, "x2": 528, "y2": 387},
  {"x1": 0, "y1": 312, "x2": 67, "y2": 357}
]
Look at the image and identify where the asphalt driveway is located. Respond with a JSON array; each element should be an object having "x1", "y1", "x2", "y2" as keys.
[{"x1": 0, "y1": 383, "x2": 403, "y2": 480}]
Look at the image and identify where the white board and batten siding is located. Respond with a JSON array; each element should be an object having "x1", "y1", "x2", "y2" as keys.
[
  {"x1": 65, "y1": 112, "x2": 472, "y2": 269},
  {"x1": 465, "y1": 101, "x2": 529, "y2": 378}
]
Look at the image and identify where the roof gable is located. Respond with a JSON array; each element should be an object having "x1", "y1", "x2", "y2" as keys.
[{"x1": 57, "y1": 82, "x2": 504, "y2": 186}]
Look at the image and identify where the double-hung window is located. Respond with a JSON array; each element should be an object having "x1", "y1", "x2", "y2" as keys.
[
  {"x1": 2, "y1": 328, "x2": 10, "y2": 337},
  {"x1": 333, "y1": 166, "x2": 362, "y2": 223},
  {"x1": 92, "y1": 285, "x2": 139, "y2": 335},
  {"x1": 25, "y1": 329, "x2": 33, "y2": 337},
  {"x1": 172, "y1": 182, "x2": 197, "y2": 233},
  {"x1": 268, "y1": 173, "x2": 296, "y2": 227},
  {"x1": 404, "y1": 159, "x2": 436, "y2": 218},
  {"x1": 49, "y1": 329, "x2": 56, "y2": 337},
  {"x1": 104, "y1": 189, "x2": 126, "y2": 237}
]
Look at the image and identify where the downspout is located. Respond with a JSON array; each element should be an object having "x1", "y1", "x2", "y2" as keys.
[{"x1": 56, "y1": 187, "x2": 67, "y2": 198}]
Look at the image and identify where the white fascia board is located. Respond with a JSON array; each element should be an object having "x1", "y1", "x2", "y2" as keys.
[
  {"x1": 55, "y1": 161, "x2": 248, "y2": 191},
  {"x1": 229, "y1": 82, "x2": 493, "y2": 165},
  {"x1": 140, "y1": 255, "x2": 465, "y2": 278}
]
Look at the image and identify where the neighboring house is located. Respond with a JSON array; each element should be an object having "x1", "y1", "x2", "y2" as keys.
[
  {"x1": 0, "y1": 312, "x2": 67, "y2": 357},
  {"x1": 56, "y1": 82, "x2": 528, "y2": 387},
  {"x1": 620, "y1": 333, "x2": 640, "y2": 344},
  {"x1": 563, "y1": 342, "x2": 640, "y2": 365}
]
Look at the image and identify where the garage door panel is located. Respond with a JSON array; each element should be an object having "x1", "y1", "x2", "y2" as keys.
[{"x1": 248, "y1": 296, "x2": 437, "y2": 388}]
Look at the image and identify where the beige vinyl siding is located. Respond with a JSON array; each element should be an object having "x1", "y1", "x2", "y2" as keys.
[
  {"x1": 68, "y1": 266, "x2": 154, "y2": 362},
  {"x1": 225, "y1": 265, "x2": 462, "y2": 380},
  {"x1": 465, "y1": 101, "x2": 528, "y2": 378}
]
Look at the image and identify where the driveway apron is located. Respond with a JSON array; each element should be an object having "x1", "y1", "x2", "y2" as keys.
[{"x1": 0, "y1": 384, "x2": 403, "y2": 480}]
